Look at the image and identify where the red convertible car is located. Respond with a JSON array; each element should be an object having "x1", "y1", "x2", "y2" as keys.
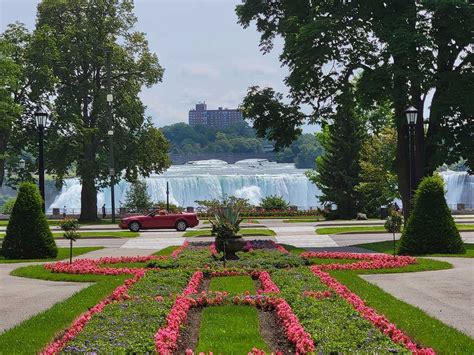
[{"x1": 119, "y1": 210, "x2": 199, "y2": 232}]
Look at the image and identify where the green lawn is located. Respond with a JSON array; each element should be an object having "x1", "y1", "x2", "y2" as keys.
[
  {"x1": 316, "y1": 224, "x2": 474, "y2": 235},
  {"x1": 332, "y1": 269, "x2": 474, "y2": 354},
  {"x1": 0, "y1": 231, "x2": 138, "y2": 239},
  {"x1": 0, "y1": 247, "x2": 103, "y2": 263},
  {"x1": 209, "y1": 275, "x2": 256, "y2": 294},
  {"x1": 195, "y1": 305, "x2": 269, "y2": 353},
  {"x1": 283, "y1": 218, "x2": 322, "y2": 223},
  {"x1": 184, "y1": 228, "x2": 276, "y2": 238},
  {"x1": 0, "y1": 219, "x2": 117, "y2": 227},
  {"x1": 356, "y1": 240, "x2": 474, "y2": 258}
]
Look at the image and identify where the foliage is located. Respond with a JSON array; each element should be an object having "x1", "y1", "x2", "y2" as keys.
[
  {"x1": 153, "y1": 201, "x2": 183, "y2": 213},
  {"x1": 306, "y1": 92, "x2": 366, "y2": 219},
  {"x1": 356, "y1": 127, "x2": 399, "y2": 216},
  {"x1": 0, "y1": 197, "x2": 16, "y2": 214},
  {"x1": 1, "y1": 182, "x2": 57, "y2": 258},
  {"x1": 210, "y1": 206, "x2": 243, "y2": 240},
  {"x1": 260, "y1": 195, "x2": 289, "y2": 210},
  {"x1": 398, "y1": 175, "x2": 465, "y2": 255},
  {"x1": 236, "y1": 0, "x2": 474, "y2": 217},
  {"x1": 30, "y1": 0, "x2": 170, "y2": 220},
  {"x1": 0, "y1": 247, "x2": 101, "y2": 264},
  {"x1": 60, "y1": 218, "x2": 80, "y2": 241},
  {"x1": 124, "y1": 180, "x2": 153, "y2": 212},
  {"x1": 384, "y1": 210, "x2": 404, "y2": 234},
  {"x1": 272, "y1": 268, "x2": 408, "y2": 353},
  {"x1": 196, "y1": 196, "x2": 252, "y2": 214}
]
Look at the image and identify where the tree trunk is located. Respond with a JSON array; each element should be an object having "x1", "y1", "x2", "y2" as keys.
[{"x1": 80, "y1": 172, "x2": 97, "y2": 221}]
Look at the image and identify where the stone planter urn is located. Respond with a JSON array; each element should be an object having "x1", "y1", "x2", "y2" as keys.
[{"x1": 215, "y1": 235, "x2": 246, "y2": 258}]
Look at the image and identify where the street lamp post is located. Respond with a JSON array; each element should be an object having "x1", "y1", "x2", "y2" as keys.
[
  {"x1": 105, "y1": 47, "x2": 116, "y2": 223},
  {"x1": 34, "y1": 106, "x2": 49, "y2": 213},
  {"x1": 405, "y1": 106, "x2": 418, "y2": 205}
]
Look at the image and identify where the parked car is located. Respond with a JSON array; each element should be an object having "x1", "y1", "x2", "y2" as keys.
[{"x1": 119, "y1": 210, "x2": 199, "y2": 232}]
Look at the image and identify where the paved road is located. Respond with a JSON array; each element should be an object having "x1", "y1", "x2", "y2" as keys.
[{"x1": 361, "y1": 257, "x2": 474, "y2": 337}]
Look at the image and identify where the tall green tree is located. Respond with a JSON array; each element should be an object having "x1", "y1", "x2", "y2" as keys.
[
  {"x1": 124, "y1": 179, "x2": 152, "y2": 212},
  {"x1": 0, "y1": 23, "x2": 53, "y2": 187},
  {"x1": 32, "y1": 0, "x2": 170, "y2": 220},
  {"x1": 355, "y1": 127, "x2": 399, "y2": 216},
  {"x1": 236, "y1": 0, "x2": 473, "y2": 217},
  {"x1": 306, "y1": 92, "x2": 365, "y2": 219}
]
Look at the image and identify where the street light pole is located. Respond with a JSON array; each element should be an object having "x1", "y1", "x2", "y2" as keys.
[
  {"x1": 105, "y1": 47, "x2": 116, "y2": 223},
  {"x1": 405, "y1": 106, "x2": 418, "y2": 206},
  {"x1": 34, "y1": 106, "x2": 49, "y2": 213},
  {"x1": 166, "y1": 181, "x2": 170, "y2": 212}
]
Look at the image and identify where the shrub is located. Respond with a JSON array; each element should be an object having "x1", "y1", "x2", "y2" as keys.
[
  {"x1": 260, "y1": 195, "x2": 289, "y2": 210},
  {"x1": 1, "y1": 197, "x2": 16, "y2": 214},
  {"x1": 153, "y1": 201, "x2": 183, "y2": 213},
  {"x1": 398, "y1": 175, "x2": 465, "y2": 255},
  {"x1": 124, "y1": 180, "x2": 153, "y2": 212},
  {"x1": 1, "y1": 182, "x2": 58, "y2": 258}
]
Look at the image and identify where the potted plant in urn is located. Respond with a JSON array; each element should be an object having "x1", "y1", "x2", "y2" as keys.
[{"x1": 209, "y1": 200, "x2": 246, "y2": 259}]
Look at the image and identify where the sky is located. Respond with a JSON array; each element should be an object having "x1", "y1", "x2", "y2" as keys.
[{"x1": 0, "y1": 0, "x2": 317, "y2": 133}]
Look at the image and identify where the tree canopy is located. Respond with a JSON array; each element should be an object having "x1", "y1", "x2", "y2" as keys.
[{"x1": 236, "y1": 0, "x2": 473, "y2": 217}]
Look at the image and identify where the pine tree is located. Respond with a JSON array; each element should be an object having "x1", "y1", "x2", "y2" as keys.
[
  {"x1": 307, "y1": 92, "x2": 365, "y2": 219},
  {"x1": 398, "y1": 175, "x2": 465, "y2": 255},
  {"x1": 1, "y1": 182, "x2": 57, "y2": 258}
]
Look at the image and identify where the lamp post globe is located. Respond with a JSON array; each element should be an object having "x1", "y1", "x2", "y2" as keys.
[
  {"x1": 405, "y1": 106, "x2": 418, "y2": 126},
  {"x1": 34, "y1": 106, "x2": 49, "y2": 213}
]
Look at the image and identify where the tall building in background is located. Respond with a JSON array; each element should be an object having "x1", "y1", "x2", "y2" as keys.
[{"x1": 188, "y1": 102, "x2": 244, "y2": 128}]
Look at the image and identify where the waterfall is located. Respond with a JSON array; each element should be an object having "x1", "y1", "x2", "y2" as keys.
[
  {"x1": 48, "y1": 162, "x2": 473, "y2": 212},
  {"x1": 49, "y1": 160, "x2": 321, "y2": 211}
]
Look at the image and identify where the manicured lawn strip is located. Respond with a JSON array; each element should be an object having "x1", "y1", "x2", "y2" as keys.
[
  {"x1": 195, "y1": 305, "x2": 269, "y2": 353},
  {"x1": 184, "y1": 228, "x2": 276, "y2": 238},
  {"x1": 356, "y1": 241, "x2": 474, "y2": 258},
  {"x1": 279, "y1": 243, "x2": 306, "y2": 255},
  {"x1": 0, "y1": 231, "x2": 138, "y2": 239},
  {"x1": 283, "y1": 218, "x2": 322, "y2": 223},
  {"x1": 316, "y1": 224, "x2": 474, "y2": 235},
  {"x1": 0, "y1": 272, "x2": 128, "y2": 354},
  {"x1": 0, "y1": 219, "x2": 116, "y2": 227},
  {"x1": 153, "y1": 245, "x2": 179, "y2": 256},
  {"x1": 209, "y1": 275, "x2": 256, "y2": 294},
  {"x1": 64, "y1": 270, "x2": 192, "y2": 353},
  {"x1": 271, "y1": 268, "x2": 408, "y2": 353},
  {"x1": 332, "y1": 270, "x2": 474, "y2": 354},
  {"x1": 0, "y1": 247, "x2": 103, "y2": 264}
]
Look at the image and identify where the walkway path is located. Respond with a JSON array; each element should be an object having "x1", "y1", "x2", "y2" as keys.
[
  {"x1": 271, "y1": 226, "x2": 338, "y2": 248},
  {"x1": 0, "y1": 262, "x2": 91, "y2": 333},
  {"x1": 361, "y1": 257, "x2": 474, "y2": 337}
]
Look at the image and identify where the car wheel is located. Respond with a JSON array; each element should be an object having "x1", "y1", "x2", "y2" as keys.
[
  {"x1": 176, "y1": 220, "x2": 187, "y2": 231},
  {"x1": 129, "y1": 221, "x2": 141, "y2": 232}
]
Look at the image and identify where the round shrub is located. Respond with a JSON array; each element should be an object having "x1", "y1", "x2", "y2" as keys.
[
  {"x1": 260, "y1": 195, "x2": 289, "y2": 210},
  {"x1": 398, "y1": 175, "x2": 465, "y2": 255},
  {"x1": 1, "y1": 182, "x2": 58, "y2": 259}
]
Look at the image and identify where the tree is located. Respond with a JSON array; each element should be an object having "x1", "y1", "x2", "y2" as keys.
[
  {"x1": 355, "y1": 127, "x2": 399, "y2": 216},
  {"x1": 0, "y1": 23, "x2": 52, "y2": 187},
  {"x1": 1, "y1": 182, "x2": 57, "y2": 259},
  {"x1": 306, "y1": 92, "x2": 365, "y2": 219},
  {"x1": 260, "y1": 195, "x2": 289, "y2": 210},
  {"x1": 124, "y1": 180, "x2": 153, "y2": 213},
  {"x1": 236, "y1": 0, "x2": 473, "y2": 218},
  {"x1": 31, "y1": 0, "x2": 170, "y2": 220},
  {"x1": 398, "y1": 175, "x2": 464, "y2": 255}
]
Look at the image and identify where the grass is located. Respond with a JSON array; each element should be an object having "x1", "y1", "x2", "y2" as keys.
[
  {"x1": 209, "y1": 275, "x2": 256, "y2": 294},
  {"x1": 316, "y1": 224, "x2": 474, "y2": 235},
  {"x1": 184, "y1": 228, "x2": 276, "y2": 238},
  {"x1": 332, "y1": 269, "x2": 474, "y2": 354},
  {"x1": 195, "y1": 306, "x2": 269, "y2": 353},
  {"x1": 153, "y1": 245, "x2": 180, "y2": 256},
  {"x1": 0, "y1": 266, "x2": 129, "y2": 353},
  {"x1": 0, "y1": 231, "x2": 138, "y2": 239},
  {"x1": 279, "y1": 243, "x2": 306, "y2": 255},
  {"x1": 203, "y1": 219, "x2": 260, "y2": 224},
  {"x1": 356, "y1": 240, "x2": 474, "y2": 258},
  {"x1": 282, "y1": 218, "x2": 322, "y2": 223},
  {"x1": 0, "y1": 247, "x2": 102, "y2": 264},
  {"x1": 0, "y1": 219, "x2": 116, "y2": 227}
]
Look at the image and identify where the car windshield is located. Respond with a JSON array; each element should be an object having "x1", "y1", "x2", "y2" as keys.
[{"x1": 146, "y1": 209, "x2": 167, "y2": 216}]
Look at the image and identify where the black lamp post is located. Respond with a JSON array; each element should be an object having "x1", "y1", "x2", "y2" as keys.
[
  {"x1": 105, "y1": 47, "x2": 116, "y2": 223},
  {"x1": 34, "y1": 106, "x2": 49, "y2": 213},
  {"x1": 405, "y1": 106, "x2": 418, "y2": 205}
]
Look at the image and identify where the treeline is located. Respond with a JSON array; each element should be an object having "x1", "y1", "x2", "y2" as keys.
[{"x1": 161, "y1": 122, "x2": 323, "y2": 169}]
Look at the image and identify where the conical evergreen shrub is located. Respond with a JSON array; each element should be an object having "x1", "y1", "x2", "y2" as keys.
[
  {"x1": 398, "y1": 175, "x2": 465, "y2": 255},
  {"x1": 1, "y1": 182, "x2": 57, "y2": 259}
]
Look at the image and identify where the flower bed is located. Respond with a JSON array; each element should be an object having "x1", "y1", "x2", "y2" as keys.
[{"x1": 37, "y1": 241, "x2": 437, "y2": 354}]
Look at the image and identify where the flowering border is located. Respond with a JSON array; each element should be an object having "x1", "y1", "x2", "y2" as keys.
[
  {"x1": 244, "y1": 240, "x2": 289, "y2": 254},
  {"x1": 41, "y1": 271, "x2": 145, "y2": 355},
  {"x1": 301, "y1": 251, "x2": 417, "y2": 271},
  {"x1": 310, "y1": 266, "x2": 435, "y2": 355}
]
